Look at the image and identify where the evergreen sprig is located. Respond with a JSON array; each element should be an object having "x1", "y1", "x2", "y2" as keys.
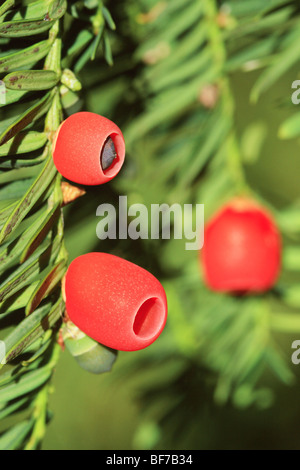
[
  {"x1": 0, "y1": 0, "x2": 115, "y2": 450},
  {"x1": 1, "y1": 0, "x2": 300, "y2": 450},
  {"x1": 92, "y1": 0, "x2": 300, "y2": 448}
]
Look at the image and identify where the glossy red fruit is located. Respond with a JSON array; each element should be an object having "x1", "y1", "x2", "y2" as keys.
[
  {"x1": 201, "y1": 198, "x2": 281, "y2": 293},
  {"x1": 52, "y1": 112, "x2": 125, "y2": 185},
  {"x1": 65, "y1": 253, "x2": 168, "y2": 351}
]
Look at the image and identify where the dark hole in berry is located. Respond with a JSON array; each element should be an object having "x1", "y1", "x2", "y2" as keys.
[{"x1": 101, "y1": 137, "x2": 117, "y2": 171}]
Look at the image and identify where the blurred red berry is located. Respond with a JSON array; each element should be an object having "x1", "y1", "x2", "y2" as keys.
[
  {"x1": 52, "y1": 112, "x2": 125, "y2": 185},
  {"x1": 65, "y1": 253, "x2": 168, "y2": 351},
  {"x1": 201, "y1": 198, "x2": 282, "y2": 293}
]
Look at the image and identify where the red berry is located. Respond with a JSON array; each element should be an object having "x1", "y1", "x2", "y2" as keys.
[
  {"x1": 201, "y1": 198, "x2": 281, "y2": 293},
  {"x1": 52, "y1": 112, "x2": 125, "y2": 185},
  {"x1": 65, "y1": 253, "x2": 168, "y2": 351}
]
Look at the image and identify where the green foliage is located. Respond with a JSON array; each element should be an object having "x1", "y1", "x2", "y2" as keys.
[
  {"x1": 0, "y1": 0, "x2": 115, "y2": 450},
  {"x1": 1, "y1": 0, "x2": 300, "y2": 451}
]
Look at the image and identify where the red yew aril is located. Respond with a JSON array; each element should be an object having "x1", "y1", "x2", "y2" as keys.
[
  {"x1": 65, "y1": 253, "x2": 168, "y2": 351},
  {"x1": 201, "y1": 198, "x2": 281, "y2": 293},
  {"x1": 52, "y1": 112, "x2": 125, "y2": 185}
]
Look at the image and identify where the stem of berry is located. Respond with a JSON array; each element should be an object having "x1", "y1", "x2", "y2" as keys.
[
  {"x1": 203, "y1": 0, "x2": 248, "y2": 193},
  {"x1": 271, "y1": 312, "x2": 300, "y2": 333}
]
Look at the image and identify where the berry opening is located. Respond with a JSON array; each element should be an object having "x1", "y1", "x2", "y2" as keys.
[
  {"x1": 133, "y1": 297, "x2": 165, "y2": 339},
  {"x1": 101, "y1": 136, "x2": 117, "y2": 171},
  {"x1": 100, "y1": 133, "x2": 123, "y2": 177}
]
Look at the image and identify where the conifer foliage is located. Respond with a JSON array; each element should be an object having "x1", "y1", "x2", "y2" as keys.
[
  {"x1": 0, "y1": 0, "x2": 115, "y2": 450},
  {"x1": 0, "y1": 0, "x2": 300, "y2": 450}
]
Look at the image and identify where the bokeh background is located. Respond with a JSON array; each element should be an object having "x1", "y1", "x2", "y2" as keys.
[{"x1": 41, "y1": 1, "x2": 300, "y2": 450}]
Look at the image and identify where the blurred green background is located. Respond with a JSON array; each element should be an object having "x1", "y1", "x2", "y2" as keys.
[{"x1": 43, "y1": 58, "x2": 300, "y2": 450}]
